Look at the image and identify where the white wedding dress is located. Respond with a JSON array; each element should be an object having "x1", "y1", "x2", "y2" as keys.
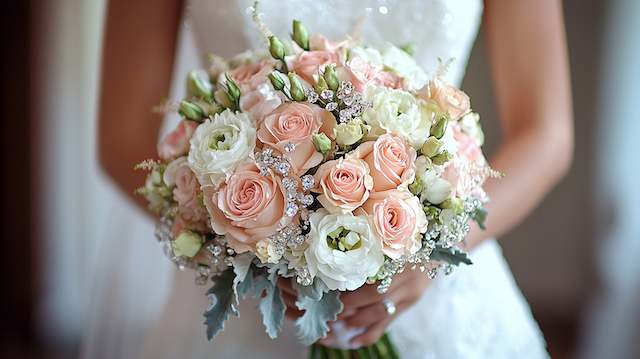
[{"x1": 82, "y1": 1, "x2": 549, "y2": 358}]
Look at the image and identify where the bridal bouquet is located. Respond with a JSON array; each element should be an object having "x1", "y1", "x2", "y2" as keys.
[{"x1": 139, "y1": 9, "x2": 498, "y2": 358}]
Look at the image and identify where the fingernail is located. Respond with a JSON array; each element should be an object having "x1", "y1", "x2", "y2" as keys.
[{"x1": 349, "y1": 341, "x2": 362, "y2": 349}]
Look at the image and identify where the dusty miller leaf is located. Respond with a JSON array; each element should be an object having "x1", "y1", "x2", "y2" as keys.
[
  {"x1": 233, "y1": 254, "x2": 255, "y2": 299},
  {"x1": 203, "y1": 268, "x2": 238, "y2": 340},
  {"x1": 471, "y1": 206, "x2": 488, "y2": 230},
  {"x1": 294, "y1": 277, "x2": 327, "y2": 301},
  {"x1": 431, "y1": 246, "x2": 473, "y2": 266},
  {"x1": 295, "y1": 290, "x2": 344, "y2": 345},
  {"x1": 256, "y1": 273, "x2": 286, "y2": 339}
]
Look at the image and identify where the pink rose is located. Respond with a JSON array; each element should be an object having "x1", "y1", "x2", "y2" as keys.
[
  {"x1": 309, "y1": 34, "x2": 349, "y2": 54},
  {"x1": 240, "y1": 84, "x2": 282, "y2": 124},
  {"x1": 343, "y1": 57, "x2": 404, "y2": 91},
  {"x1": 420, "y1": 79, "x2": 470, "y2": 120},
  {"x1": 291, "y1": 50, "x2": 339, "y2": 84},
  {"x1": 229, "y1": 59, "x2": 275, "y2": 91},
  {"x1": 453, "y1": 124, "x2": 483, "y2": 163},
  {"x1": 358, "y1": 190, "x2": 426, "y2": 259},
  {"x1": 158, "y1": 120, "x2": 199, "y2": 161},
  {"x1": 441, "y1": 125, "x2": 486, "y2": 199},
  {"x1": 258, "y1": 102, "x2": 336, "y2": 175},
  {"x1": 350, "y1": 134, "x2": 417, "y2": 193},
  {"x1": 313, "y1": 157, "x2": 373, "y2": 213},
  {"x1": 204, "y1": 164, "x2": 290, "y2": 253},
  {"x1": 164, "y1": 157, "x2": 209, "y2": 229}
]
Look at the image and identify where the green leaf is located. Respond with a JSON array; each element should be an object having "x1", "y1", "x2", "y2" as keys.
[
  {"x1": 294, "y1": 277, "x2": 327, "y2": 301},
  {"x1": 203, "y1": 268, "x2": 238, "y2": 340},
  {"x1": 253, "y1": 272, "x2": 286, "y2": 339},
  {"x1": 295, "y1": 290, "x2": 344, "y2": 345},
  {"x1": 471, "y1": 206, "x2": 488, "y2": 230},
  {"x1": 431, "y1": 246, "x2": 473, "y2": 266},
  {"x1": 232, "y1": 253, "x2": 255, "y2": 299}
]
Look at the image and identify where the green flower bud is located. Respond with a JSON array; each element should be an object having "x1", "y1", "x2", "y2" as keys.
[
  {"x1": 399, "y1": 42, "x2": 416, "y2": 57},
  {"x1": 288, "y1": 72, "x2": 307, "y2": 101},
  {"x1": 312, "y1": 133, "x2": 332, "y2": 154},
  {"x1": 186, "y1": 70, "x2": 213, "y2": 102},
  {"x1": 268, "y1": 71, "x2": 285, "y2": 91},
  {"x1": 408, "y1": 179, "x2": 423, "y2": 196},
  {"x1": 440, "y1": 198, "x2": 464, "y2": 214},
  {"x1": 178, "y1": 101, "x2": 206, "y2": 122},
  {"x1": 172, "y1": 231, "x2": 203, "y2": 258},
  {"x1": 214, "y1": 89, "x2": 234, "y2": 109},
  {"x1": 431, "y1": 150, "x2": 453, "y2": 166},
  {"x1": 323, "y1": 65, "x2": 339, "y2": 91},
  {"x1": 224, "y1": 73, "x2": 241, "y2": 103},
  {"x1": 334, "y1": 120, "x2": 364, "y2": 146},
  {"x1": 314, "y1": 75, "x2": 328, "y2": 93},
  {"x1": 421, "y1": 136, "x2": 443, "y2": 157},
  {"x1": 268, "y1": 36, "x2": 285, "y2": 60},
  {"x1": 430, "y1": 114, "x2": 448, "y2": 139},
  {"x1": 292, "y1": 20, "x2": 310, "y2": 50}
]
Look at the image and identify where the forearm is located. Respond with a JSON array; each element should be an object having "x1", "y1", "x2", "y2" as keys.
[
  {"x1": 98, "y1": 0, "x2": 183, "y2": 212},
  {"x1": 465, "y1": 122, "x2": 573, "y2": 248}
]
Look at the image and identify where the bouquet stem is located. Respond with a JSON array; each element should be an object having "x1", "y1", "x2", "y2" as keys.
[{"x1": 310, "y1": 333, "x2": 399, "y2": 358}]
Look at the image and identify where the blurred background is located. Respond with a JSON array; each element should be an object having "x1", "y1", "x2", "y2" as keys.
[{"x1": 2, "y1": 0, "x2": 639, "y2": 358}]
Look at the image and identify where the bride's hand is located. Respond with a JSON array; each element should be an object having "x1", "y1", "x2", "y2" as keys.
[{"x1": 277, "y1": 269, "x2": 430, "y2": 347}]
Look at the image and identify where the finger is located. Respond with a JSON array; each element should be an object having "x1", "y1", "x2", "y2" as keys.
[
  {"x1": 282, "y1": 291, "x2": 297, "y2": 309},
  {"x1": 350, "y1": 316, "x2": 393, "y2": 347},
  {"x1": 285, "y1": 307, "x2": 303, "y2": 320},
  {"x1": 317, "y1": 330, "x2": 336, "y2": 346},
  {"x1": 345, "y1": 296, "x2": 409, "y2": 329},
  {"x1": 277, "y1": 278, "x2": 296, "y2": 295},
  {"x1": 336, "y1": 307, "x2": 357, "y2": 320},
  {"x1": 340, "y1": 284, "x2": 384, "y2": 310}
]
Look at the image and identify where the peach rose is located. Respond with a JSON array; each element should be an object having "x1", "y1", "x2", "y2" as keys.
[
  {"x1": 291, "y1": 50, "x2": 339, "y2": 84},
  {"x1": 453, "y1": 124, "x2": 483, "y2": 163},
  {"x1": 158, "y1": 120, "x2": 199, "y2": 161},
  {"x1": 240, "y1": 84, "x2": 282, "y2": 124},
  {"x1": 309, "y1": 34, "x2": 349, "y2": 54},
  {"x1": 343, "y1": 57, "x2": 404, "y2": 91},
  {"x1": 350, "y1": 134, "x2": 417, "y2": 193},
  {"x1": 420, "y1": 79, "x2": 470, "y2": 120},
  {"x1": 229, "y1": 59, "x2": 275, "y2": 91},
  {"x1": 313, "y1": 157, "x2": 373, "y2": 214},
  {"x1": 204, "y1": 163, "x2": 290, "y2": 253},
  {"x1": 258, "y1": 102, "x2": 336, "y2": 174},
  {"x1": 358, "y1": 189, "x2": 427, "y2": 259}
]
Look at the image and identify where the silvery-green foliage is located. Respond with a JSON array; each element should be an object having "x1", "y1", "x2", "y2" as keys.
[
  {"x1": 431, "y1": 246, "x2": 473, "y2": 266},
  {"x1": 295, "y1": 290, "x2": 343, "y2": 345},
  {"x1": 203, "y1": 268, "x2": 238, "y2": 340}
]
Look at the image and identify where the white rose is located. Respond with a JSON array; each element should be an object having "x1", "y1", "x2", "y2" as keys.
[
  {"x1": 381, "y1": 44, "x2": 428, "y2": 90},
  {"x1": 362, "y1": 86, "x2": 434, "y2": 148},
  {"x1": 188, "y1": 109, "x2": 256, "y2": 188},
  {"x1": 305, "y1": 210, "x2": 384, "y2": 291}
]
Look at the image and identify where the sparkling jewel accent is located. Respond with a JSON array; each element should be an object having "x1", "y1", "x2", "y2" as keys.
[
  {"x1": 301, "y1": 174, "x2": 315, "y2": 190},
  {"x1": 284, "y1": 142, "x2": 296, "y2": 152},
  {"x1": 320, "y1": 89, "x2": 334, "y2": 100}
]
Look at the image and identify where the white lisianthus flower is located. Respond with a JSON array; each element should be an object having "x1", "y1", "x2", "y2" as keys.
[
  {"x1": 380, "y1": 44, "x2": 428, "y2": 90},
  {"x1": 188, "y1": 109, "x2": 256, "y2": 188},
  {"x1": 305, "y1": 210, "x2": 384, "y2": 291},
  {"x1": 363, "y1": 86, "x2": 434, "y2": 148},
  {"x1": 414, "y1": 155, "x2": 453, "y2": 205}
]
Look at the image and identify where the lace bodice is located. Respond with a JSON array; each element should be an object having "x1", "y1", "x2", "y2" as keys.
[{"x1": 186, "y1": 0, "x2": 482, "y2": 86}]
